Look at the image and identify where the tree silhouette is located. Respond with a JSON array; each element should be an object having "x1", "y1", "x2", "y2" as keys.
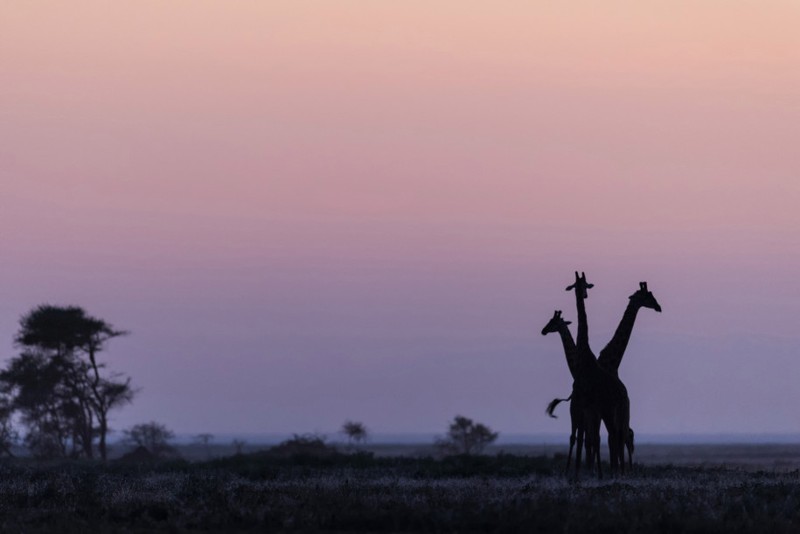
[
  {"x1": 124, "y1": 422, "x2": 176, "y2": 458},
  {"x1": 341, "y1": 420, "x2": 368, "y2": 448},
  {"x1": 0, "y1": 305, "x2": 135, "y2": 459},
  {"x1": 436, "y1": 415, "x2": 498, "y2": 455}
]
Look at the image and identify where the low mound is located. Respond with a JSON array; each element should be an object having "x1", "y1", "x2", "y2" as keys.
[{"x1": 117, "y1": 445, "x2": 157, "y2": 463}]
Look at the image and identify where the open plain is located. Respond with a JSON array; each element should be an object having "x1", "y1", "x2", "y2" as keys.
[{"x1": 1, "y1": 444, "x2": 799, "y2": 532}]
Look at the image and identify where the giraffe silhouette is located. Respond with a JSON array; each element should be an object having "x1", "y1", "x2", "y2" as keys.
[
  {"x1": 597, "y1": 281, "x2": 662, "y2": 375},
  {"x1": 541, "y1": 310, "x2": 599, "y2": 474},
  {"x1": 550, "y1": 280, "x2": 660, "y2": 469},
  {"x1": 565, "y1": 271, "x2": 630, "y2": 477},
  {"x1": 544, "y1": 311, "x2": 636, "y2": 471}
]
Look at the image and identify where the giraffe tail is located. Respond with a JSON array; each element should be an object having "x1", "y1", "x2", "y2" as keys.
[{"x1": 546, "y1": 394, "x2": 572, "y2": 418}]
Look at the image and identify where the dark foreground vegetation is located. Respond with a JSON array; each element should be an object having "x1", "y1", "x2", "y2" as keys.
[{"x1": 0, "y1": 448, "x2": 798, "y2": 533}]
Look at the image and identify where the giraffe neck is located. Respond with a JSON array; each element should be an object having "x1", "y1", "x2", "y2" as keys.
[
  {"x1": 598, "y1": 300, "x2": 642, "y2": 373},
  {"x1": 557, "y1": 324, "x2": 579, "y2": 379},
  {"x1": 572, "y1": 289, "x2": 600, "y2": 383},
  {"x1": 574, "y1": 289, "x2": 589, "y2": 351}
]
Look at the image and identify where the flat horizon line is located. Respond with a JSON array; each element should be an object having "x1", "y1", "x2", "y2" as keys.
[{"x1": 151, "y1": 432, "x2": 800, "y2": 446}]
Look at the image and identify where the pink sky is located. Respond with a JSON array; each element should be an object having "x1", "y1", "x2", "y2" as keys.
[{"x1": 2, "y1": 2, "x2": 800, "y2": 438}]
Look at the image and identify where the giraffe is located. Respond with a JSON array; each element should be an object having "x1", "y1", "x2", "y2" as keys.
[
  {"x1": 595, "y1": 281, "x2": 660, "y2": 470},
  {"x1": 597, "y1": 281, "x2": 662, "y2": 375},
  {"x1": 540, "y1": 310, "x2": 599, "y2": 474},
  {"x1": 564, "y1": 271, "x2": 602, "y2": 477},
  {"x1": 548, "y1": 278, "x2": 657, "y2": 471},
  {"x1": 542, "y1": 310, "x2": 634, "y2": 472},
  {"x1": 565, "y1": 271, "x2": 630, "y2": 477}
]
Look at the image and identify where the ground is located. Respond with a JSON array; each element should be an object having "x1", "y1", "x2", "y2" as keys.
[{"x1": 0, "y1": 446, "x2": 798, "y2": 532}]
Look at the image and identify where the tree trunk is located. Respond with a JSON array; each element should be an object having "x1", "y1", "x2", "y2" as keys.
[{"x1": 98, "y1": 409, "x2": 108, "y2": 461}]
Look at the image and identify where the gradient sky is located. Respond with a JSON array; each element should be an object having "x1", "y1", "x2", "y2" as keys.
[{"x1": 2, "y1": 1, "x2": 800, "y2": 438}]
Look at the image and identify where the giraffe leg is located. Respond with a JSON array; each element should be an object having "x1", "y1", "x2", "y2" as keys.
[
  {"x1": 619, "y1": 403, "x2": 631, "y2": 476},
  {"x1": 565, "y1": 431, "x2": 576, "y2": 476},
  {"x1": 626, "y1": 429, "x2": 634, "y2": 470},
  {"x1": 606, "y1": 420, "x2": 619, "y2": 477},
  {"x1": 574, "y1": 428, "x2": 584, "y2": 480},
  {"x1": 594, "y1": 429, "x2": 601, "y2": 477},
  {"x1": 587, "y1": 414, "x2": 599, "y2": 474},
  {"x1": 584, "y1": 437, "x2": 593, "y2": 472},
  {"x1": 594, "y1": 427, "x2": 602, "y2": 480},
  {"x1": 588, "y1": 415, "x2": 601, "y2": 479},
  {"x1": 586, "y1": 432, "x2": 596, "y2": 478},
  {"x1": 595, "y1": 445, "x2": 602, "y2": 480}
]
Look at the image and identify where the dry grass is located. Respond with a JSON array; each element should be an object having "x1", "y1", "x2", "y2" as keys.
[{"x1": 0, "y1": 454, "x2": 798, "y2": 532}]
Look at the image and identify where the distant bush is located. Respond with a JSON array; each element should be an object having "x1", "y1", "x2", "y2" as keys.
[
  {"x1": 341, "y1": 420, "x2": 368, "y2": 448},
  {"x1": 268, "y1": 433, "x2": 337, "y2": 458},
  {"x1": 122, "y1": 422, "x2": 178, "y2": 459},
  {"x1": 436, "y1": 415, "x2": 498, "y2": 455}
]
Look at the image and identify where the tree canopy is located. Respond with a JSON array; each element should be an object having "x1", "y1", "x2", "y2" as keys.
[
  {"x1": 342, "y1": 420, "x2": 368, "y2": 448},
  {"x1": 437, "y1": 415, "x2": 499, "y2": 455},
  {"x1": 124, "y1": 422, "x2": 176, "y2": 458}
]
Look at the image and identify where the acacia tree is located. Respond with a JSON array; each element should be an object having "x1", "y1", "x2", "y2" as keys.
[
  {"x1": 124, "y1": 421, "x2": 176, "y2": 458},
  {"x1": 436, "y1": 415, "x2": 498, "y2": 455},
  {"x1": 341, "y1": 420, "x2": 368, "y2": 449},
  {"x1": 0, "y1": 305, "x2": 135, "y2": 460}
]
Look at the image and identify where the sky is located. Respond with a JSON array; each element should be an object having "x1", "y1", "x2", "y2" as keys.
[{"x1": 2, "y1": 1, "x2": 800, "y2": 439}]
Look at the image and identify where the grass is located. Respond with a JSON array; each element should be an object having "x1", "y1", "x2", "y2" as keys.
[{"x1": 0, "y1": 453, "x2": 797, "y2": 532}]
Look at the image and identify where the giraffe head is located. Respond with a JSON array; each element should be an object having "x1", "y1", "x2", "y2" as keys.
[
  {"x1": 630, "y1": 281, "x2": 662, "y2": 312},
  {"x1": 565, "y1": 271, "x2": 594, "y2": 299},
  {"x1": 541, "y1": 310, "x2": 571, "y2": 336}
]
